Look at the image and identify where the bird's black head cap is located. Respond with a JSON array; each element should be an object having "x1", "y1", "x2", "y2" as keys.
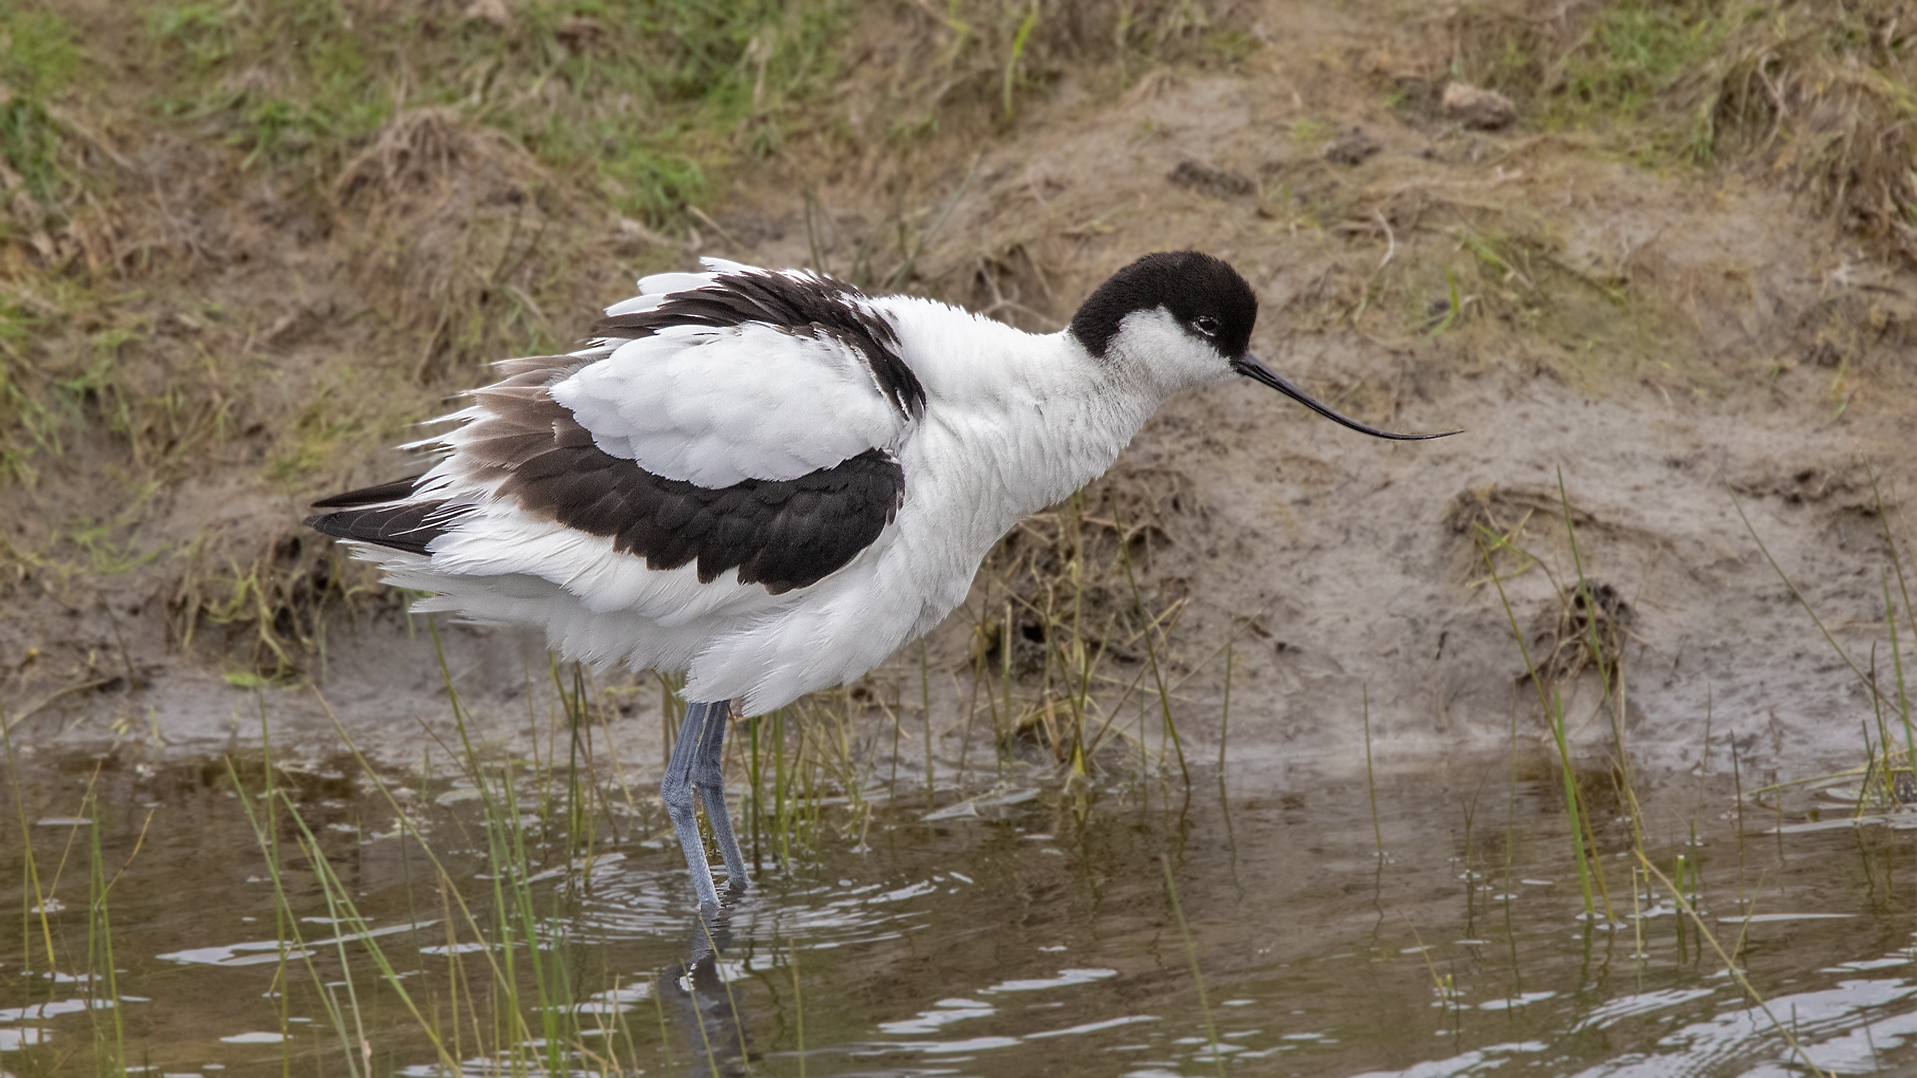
[{"x1": 1069, "y1": 251, "x2": 1258, "y2": 360}]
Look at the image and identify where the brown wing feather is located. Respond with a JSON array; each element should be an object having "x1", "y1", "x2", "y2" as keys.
[{"x1": 307, "y1": 360, "x2": 906, "y2": 594}]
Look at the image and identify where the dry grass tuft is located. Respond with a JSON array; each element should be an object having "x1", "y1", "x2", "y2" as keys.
[
  {"x1": 1701, "y1": 30, "x2": 1917, "y2": 263},
  {"x1": 983, "y1": 465, "x2": 1198, "y2": 677},
  {"x1": 1445, "y1": 0, "x2": 1917, "y2": 265},
  {"x1": 956, "y1": 240, "x2": 1065, "y2": 332},
  {"x1": 332, "y1": 108, "x2": 540, "y2": 208},
  {"x1": 847, "y1": 0, "x2": 1250, "y2": 140},
  {"x1": 171, "y1": 529, "x2": 385, "y2": 681},
  {"x1": 332, "y1": 107, "x2": 571, "y2": 381},
  {"x1": 1444, "y1": 2, "x2": 1589, "y2": 106},
  {"x1": 1529, "y1": 579, "x2": 1631, "y2": 695}
]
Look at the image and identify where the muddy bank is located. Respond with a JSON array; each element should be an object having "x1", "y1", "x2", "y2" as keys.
[{"x1": 15, "y1": 326, "x2": 1910, "y2": 788}]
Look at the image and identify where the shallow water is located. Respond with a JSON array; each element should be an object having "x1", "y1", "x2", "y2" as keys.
[{"x1": 3, "y1": 751, "x2": 1916, "y2": 1077}]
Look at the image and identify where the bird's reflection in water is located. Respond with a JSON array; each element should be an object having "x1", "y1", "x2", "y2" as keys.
[{"x1": 656, "y1": 908, "x2": 753, "y2": 1077}]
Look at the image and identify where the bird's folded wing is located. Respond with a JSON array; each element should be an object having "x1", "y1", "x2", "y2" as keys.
[
  {"x1": 388, "y1": 264, "x2": 917, "y2": 593},
  {"x1": 555, "y1": 262, "x2": 922, "y2": 485},
  {"x1": 312, "y1": 263, "x2": 920, "y2": 593},
  {"x1": 551, "y1": 321, "x2": 909, "y2": 487}
]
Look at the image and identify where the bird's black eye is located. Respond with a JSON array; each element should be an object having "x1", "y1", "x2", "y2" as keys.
[{"x1": 1192, "y1": 314, "x2": 1221, "y2": 337}]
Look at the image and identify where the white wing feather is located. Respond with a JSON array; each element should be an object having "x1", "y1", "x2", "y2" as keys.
[
  {"x1": 550, "y1": 323, "x2": 906, "y2": 487},
  {"x1": 547, "y1": 261, "x2": 908, "y2": 488}
]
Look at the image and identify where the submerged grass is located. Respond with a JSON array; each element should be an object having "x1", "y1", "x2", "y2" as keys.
[
  {"x1": 1463, "y1": 465, "x2": 1917, "y2": 1074},
  {"x1": 0, "y1": 709, "x2": 147, "y2": 1072},
  {"x1": 1161, "y1": 853, "x2": 1224, "y2": 1078},
  {"x1": 218, "y1": 643, "x2": 628, "y2": 1075},
  {"x1": 1637, "y1": 852, "x2": 1831, "y2": 1076},
  {"x1": 0, "y1": 630, "x2": 1901, "y2": 1076},
  {"x1": 1475, "y1": 476, "x2": 1625, "y2": 920}
]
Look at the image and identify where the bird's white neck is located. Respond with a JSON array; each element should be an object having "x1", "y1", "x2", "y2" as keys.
[
  {"x1": 877, "y1": 297, "x2": 1169, "y2": 549},
  {"x1": 991, "y1": 336, "x2": 1161, "y2": 509}
]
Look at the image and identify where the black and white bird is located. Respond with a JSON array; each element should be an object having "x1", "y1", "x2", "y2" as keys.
[{"x1": 307, "y1": 251, "x2": 1453, "y2": 912}]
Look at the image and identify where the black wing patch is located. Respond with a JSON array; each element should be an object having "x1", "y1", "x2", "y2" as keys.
[
  {"x1": 311, "y1": 475, "x2": 427, "y2": 509},
  {"x1": 304, "y1": 370, "x2": 906, "y2": 595},
  {"x1": 591, "y1": 270, "x2": 926, "y2": 420},
  {"x1": 305, "y1": 479, "x2": 463, "y2": 557},
  {"x1": 483, "y1": 393, "x2": 903, "y2": 594}
]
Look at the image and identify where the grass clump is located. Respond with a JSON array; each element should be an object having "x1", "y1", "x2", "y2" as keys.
[
  {"x1": 0, "y1": 8, "x2": 79, "y2": 101},
  {"x1": 331, "y1": 106, "x2": 574, "y2": 378},
  {"x1": 137, "y1": 0, "x2": 861, "y2": 221},
  {"x1": 950, "y1": 464, "x2": 1225, "y2": 807},
  {"x1": 0, "y1": 96, "x2": 66, "y2": 211},
  {"x1": 170, "y1": 531, "x2": 381, "y2": 683},
  {"x1": 0, "y1": 4, "x2": 100, "y2": 275},
  {"x1": 872, "y1": 0, "x2": 1243, "y2": 135},
  {"x1": 1449, "y1": 0, "x2": 1917, "y2": 263},
  {"x1": 1451, "y1": 0, "x2": 1727, "y2": 134},
  {"x1": 1694, "y1": 5, "x2": 1917, "y2": 262}
]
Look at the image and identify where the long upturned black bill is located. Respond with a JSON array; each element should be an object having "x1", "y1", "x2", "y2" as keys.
[{"x1": 1231, "y1": 354, "x2": 1460, "y2": 441}]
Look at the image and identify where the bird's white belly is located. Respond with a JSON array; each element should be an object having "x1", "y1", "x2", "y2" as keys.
[
  {"x1": 676, "y1": 440, "x2": 1005, "y2": 712},
  {"x1": 372, "y1": 442, "x2": 1004, "y2": 716},
  {"x1": 371, "y1": 367, "x2": 1129, "y2": 715}
]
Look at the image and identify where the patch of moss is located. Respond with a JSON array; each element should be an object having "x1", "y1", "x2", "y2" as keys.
[
  {"x1": 0, "y1": 7, "x2": 79, "y2": 99},
  {"x1": 0, "y1": 97, "x2": 62, "y2": 208}
]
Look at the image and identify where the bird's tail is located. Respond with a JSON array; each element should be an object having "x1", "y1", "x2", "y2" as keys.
[{"x1": 305, "y1": 476, "x2": 467, "y2": 555}]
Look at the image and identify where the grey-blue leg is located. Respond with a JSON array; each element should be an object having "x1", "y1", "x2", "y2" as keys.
[
  {"x1": 662, "y1": 700, "x2": 749, "y2": 912},
  {"x1": 692, "y1": 702, "x2": 751, "y2": 893}
]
